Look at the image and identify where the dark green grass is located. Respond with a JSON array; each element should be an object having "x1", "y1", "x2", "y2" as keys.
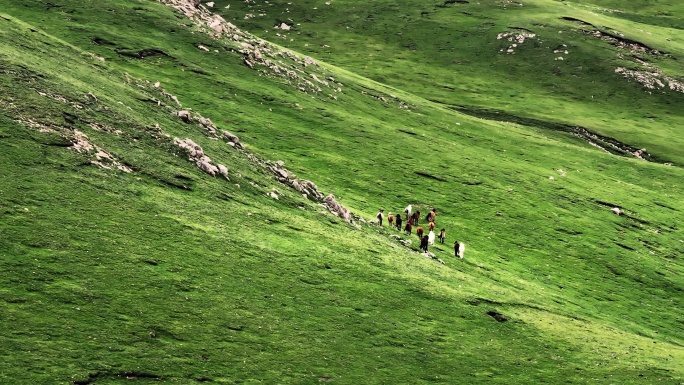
[{"x1": 1, "y1": 0, "x2": 683, "y2": 383}]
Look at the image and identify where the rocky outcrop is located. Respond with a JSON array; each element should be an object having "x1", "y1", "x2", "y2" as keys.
[
  {"x1": 323, "y1": 194, "x2": 352, "y2": 222},
  {"x1": 262, "y1": 160, "x2": 352, "y2": 222},
  {"x1": 177, "y1": 110, "x2": 191, "y2": 123},
  {"x1": 156, "y1": 0, "x2": 343, "y2": 97},
  {"x1": 221, "y1": 130, "x2": 242, "y2": 148},
  {"x1": 70, "y1": 130, "x2": 132, "y2": 173},
  {"x1": 266, "y1": 161, "x2": 325, "y2": 201},
  {"x1": 174, "y1": 137, "x2": 229, "y2": 178},
  {"x1": 173, "y1": 107, "x2": 242, "y2": 148},
  {"x1": 615, "y1": 67, "x2": 684, "y2": 94}
]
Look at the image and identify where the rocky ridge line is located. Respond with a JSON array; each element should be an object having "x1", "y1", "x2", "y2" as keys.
[
  {"x1": 156, "y1": 0, "x2": 417, "y2": 109},
  {"x1": 562, "y1": 17, "x2": 683, "y2": 95},
  {"x1": 149, "y1": 81, "x2": 355, "y2": 222},
  {"x1": 157, "y1": 0, "x2": 343, "y2": 97}
]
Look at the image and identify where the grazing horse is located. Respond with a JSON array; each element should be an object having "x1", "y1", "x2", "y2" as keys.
[
  {"x1": 439, "y1": 229, "x2": 446, "y2": 244},
  {"x1": 428, "y1": 221, "x2": 436, "y2": 231},
  {"x1": 388, "y1": 213, "x2": 395, "y2": 227},
  {"x1": 428, "y1": 230, "x2": 435, "y2": 245},
  {"x1": 416, "y1": 226, "x2": 424, "y2": 239}
]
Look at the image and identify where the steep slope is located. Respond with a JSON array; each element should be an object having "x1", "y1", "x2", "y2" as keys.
[
  {"x1": 1, "y1": 1, "x2": 683, "y2": 384},
  {"x1": 224, "y1": 0, "x2": 684, "y2": 164}
]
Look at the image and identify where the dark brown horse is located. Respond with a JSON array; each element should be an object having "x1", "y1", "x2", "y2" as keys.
[{"x1": 404, "y1": 222, "x2": 413, "y2": 235}]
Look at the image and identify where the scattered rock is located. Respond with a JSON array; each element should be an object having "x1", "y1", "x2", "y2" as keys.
[
  {"x1": 71, "y1": 130, "x2": 95, "y2": 153},
  {"x1": 217, "y1": 164, "x2": 229, "y2": 178},
  {"x1": 221, "y1": 130, "x2": 243, "y2": 148},
  {"x1": 197, "y1": 159, "x2": 218, "y2": 176},
  {"x1": 177, "y1": 110, "x2": 192, "y2": 123},
  {"x1": 324, "y1": 194, "x2": 352, "y2": 222},
  {"x1": 497, "y1": 31, "x2": 536, "y2": 54},
  {"x1": 68, "y1": 130, "x2": 132, "y2": 172},
  {"x1": 174, "y1": 137, "x2": 227, "y2": 178}
]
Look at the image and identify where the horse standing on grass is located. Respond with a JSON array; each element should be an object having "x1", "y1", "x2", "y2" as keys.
[
  {"x1": 404, "y1": 205, "x2": 412, "y2": 219},
  {"x1": 454, "y1": 241, "x2": 465, "y2": 259},
  {"x1": 412, "y1": 211, "x2": 420, "y2": 226},
  {"x1": 404, "y1": 221, "x2": 413, "y2": 236},
  {"x1": 420, "y1": 235, "x2": 429, "y2": 253},
  {"x1": 416, "y1": 226, "x2": 424, "y2": 240},
  {"x1": 427, "y1": 208, "x2": 436, "y2": 223}
]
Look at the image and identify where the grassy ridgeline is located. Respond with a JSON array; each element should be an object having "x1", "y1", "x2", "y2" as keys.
[{"x1": 0, "y1": 1, "x2": 683, "y2": 384}]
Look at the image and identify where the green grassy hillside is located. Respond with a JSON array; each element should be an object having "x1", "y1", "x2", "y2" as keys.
[
  {"x1": 1, "y1": 0, "x2": 683, "y2": 384},
  {"x1": 224, "y1": 0, "x2": 684, "y2": 164}
]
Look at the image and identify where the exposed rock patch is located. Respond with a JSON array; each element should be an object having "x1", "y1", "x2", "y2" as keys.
[
  {"x1": 615, "y1": 67, "x2": 684, "y2": 94},
  {"x1": 70, "y1": 130, "x2": 133, "y2": 172},
  {"x1": 265, "y1": 160, "x2": 325, "y2": 201},
  {"x1": 323, "y1": 194, "x2": 352, "y2": 222},
  {"x1": 562, "y1": 18, "x2": 682, "y2": 95},
  {"x1": 265, "y1": 160, "x2": 355, "y2": 222},
  {"x1": 497, "y1": 30, "x2": 536, "y2": 54},
  {"x1": 157, "y1": 0, "x2": 342, "y2": 97},
  {"x1": 174, "y1": 137, "x2": 229, "y2": 178}
]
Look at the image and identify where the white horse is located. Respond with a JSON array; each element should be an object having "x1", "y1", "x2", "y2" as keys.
[
  {"x1": 428, "y1": 230, "x2": 435, "y2": 245},
  {"x1": 457, "y1": 242, "x2": 465, "y2": 259},
  {"x1": 404, "y1": 204, "x2": 412, "y2": 217}
]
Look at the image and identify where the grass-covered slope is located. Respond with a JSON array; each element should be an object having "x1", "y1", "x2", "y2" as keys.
[
  {"x1": 224, "y1": 0, "x2": 684, "y2": 164},
  {"x1": 1, "y1": 0, "x2": 683, "y2": 384}
]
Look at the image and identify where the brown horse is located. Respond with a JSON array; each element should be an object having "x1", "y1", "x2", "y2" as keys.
[
  {"x1": 388, "y1": 213, "x2": 395, "y2": 227},
  {"x1": 411, "y1": 211, "x2": 420, "y2": 226},
  {"x1": 404, "y1": 222, "x2": 413, "y2": 235},
  {"x1": 416, "y1": 226, "x2": 424, "y2": 239},
  {"x1": 427, "y1": 209, "x2": 436, "y2": 223},
  {"x1": 428, "y1": 221, "x2": 436, "y2": 231}
]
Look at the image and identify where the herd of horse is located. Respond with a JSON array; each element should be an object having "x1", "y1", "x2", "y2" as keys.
[{"x1": 377, "y1": 205, "x2": 465, "y2": 258}]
